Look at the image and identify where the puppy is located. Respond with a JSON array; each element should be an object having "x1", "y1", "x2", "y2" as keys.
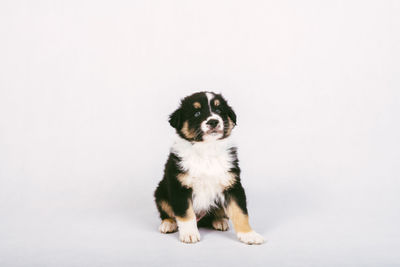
[{"x1": 154, "y1": 91, "x2": 264, "y2": 245}]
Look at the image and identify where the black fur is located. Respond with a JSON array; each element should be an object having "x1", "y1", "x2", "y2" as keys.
[{"x1": 154, "y1": 153, "x2": 193, "y2": 218}]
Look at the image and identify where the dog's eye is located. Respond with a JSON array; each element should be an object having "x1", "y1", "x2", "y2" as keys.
[
  {"x1": 194, "y1": 111, "x2": 201, "y2": 117},
  {"x1": 215, "y1": 109, "x2": 221, "y2": 114}
]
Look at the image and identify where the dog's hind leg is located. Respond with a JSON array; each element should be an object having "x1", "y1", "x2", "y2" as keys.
[
  {"x1": 154, "y1": 182, "x2": 177, "y2": 233},
  {"x1": 156, "y1": 200, "x2": 177, "y2": 233}
]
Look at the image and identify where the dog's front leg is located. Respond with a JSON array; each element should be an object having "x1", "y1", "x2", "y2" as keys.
[
  {"x1": 174, "y1": 199, "x2": 200, "y2": 243},
  {"x1": 168, "y1": 173, "x2": 200, "y2": 243},
  {"x1": 225, "y1": 182, "x2": 264, "y2": 245}
]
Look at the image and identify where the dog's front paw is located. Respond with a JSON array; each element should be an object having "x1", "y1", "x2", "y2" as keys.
[
  {"x1": 212, "y1": 218, "x2": 229, "y2": 231},
  {"x1": 179, "y1": 230, "x2": 201, "y2": 243},
  {"x1": 237, "y1": 231, "x2": 264, "y2": 245}
]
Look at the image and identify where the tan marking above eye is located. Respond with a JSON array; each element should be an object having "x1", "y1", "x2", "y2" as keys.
[
  {"x1": 214, "y1": 99, "x2": 220, "y2": 106},
  {"x1": 193, "y1": 102, "x2": 201, "y2": 109}
]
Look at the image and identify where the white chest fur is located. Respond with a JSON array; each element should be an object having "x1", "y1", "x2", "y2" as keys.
[{"x1": 171, "y1": 136, "x2": 236, "y2": 214}]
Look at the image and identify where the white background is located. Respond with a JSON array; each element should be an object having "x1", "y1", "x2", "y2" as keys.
[{"x1": 1, "y1": 0, "x2": 399, "y2": 266}]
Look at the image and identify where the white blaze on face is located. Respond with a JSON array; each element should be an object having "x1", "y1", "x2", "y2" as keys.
[
  {"x1": 205, "y1": 92, "x2": 214, "y2": 113},
  {"x1": 202, "y1": 92, "x2": 224, "y2": 141}
]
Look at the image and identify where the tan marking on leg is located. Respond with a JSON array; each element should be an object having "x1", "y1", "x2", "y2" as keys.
[
  {"x1": 213, "y1": 207, "x2": 228, "y2": 219},
  {"x1": 181, "y1": 121, "x2": 196, "y2": 139},
  {"x1": 175, "y1": 200, "x2": 195, "y2": 222},
  {"x1": 214, "y1": 99, "x2": 220, "y2": 106},
  {"x1": 162, "y1": 218, "x2": 175, "y2": 223},
  {"x1": 159, "y1": 200, "x2": 174, "y2": 218},
  {"x1": 193, "y1": 102, "x2": 201, "y2": 109},
  {"x1": 226, "y1": 200, "x2": 252, "y2": 233}
]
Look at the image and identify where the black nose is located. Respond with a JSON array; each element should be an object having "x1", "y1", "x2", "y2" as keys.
[{"x1": 206, "y1": 119, "x2": 219, "y2": 128}]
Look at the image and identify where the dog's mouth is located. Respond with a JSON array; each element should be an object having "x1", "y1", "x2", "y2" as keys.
[{"x1": 205, "y1": 129, "x2": 223, "y2": 135}]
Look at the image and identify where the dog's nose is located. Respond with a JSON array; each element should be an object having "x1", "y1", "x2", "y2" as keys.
[{"x1": 206, "y1": 119, "x2": 219, "y2": 128}]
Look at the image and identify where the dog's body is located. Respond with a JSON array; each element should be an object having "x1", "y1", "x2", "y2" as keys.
[{"x1": 154, "y1": 92, "x2": 263, "y2": 244}]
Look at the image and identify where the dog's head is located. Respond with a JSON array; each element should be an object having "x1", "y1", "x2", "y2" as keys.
[{"x1": 169, "y1": 92, "x2": 236, "y2": 142}]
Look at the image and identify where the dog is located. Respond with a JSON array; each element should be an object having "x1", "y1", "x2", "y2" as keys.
[{"x1": 154, "y1": 91, "x2": 264, "y2": 245}]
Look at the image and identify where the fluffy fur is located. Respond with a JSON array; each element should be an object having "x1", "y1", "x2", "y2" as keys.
[{"x1": 154, "y1": 91, "x2": 264, "y2": 245}]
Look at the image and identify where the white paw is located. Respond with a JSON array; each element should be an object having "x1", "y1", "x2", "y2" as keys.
[
  {"x1": 212, "y1": 218, "x2": 229, "y2": 231},
  {"x1": 179, "y1": 230, "x2": 201, "y2": 243},
  {"x1": 159, "y1": 219, "x2": 177, "y2": 233},
  {"x1": 177, "y1": 218, "x2": 201, "y2": 243},
  {"x1": 237, "y1": 231, "x2": 264, "y2": 245}
]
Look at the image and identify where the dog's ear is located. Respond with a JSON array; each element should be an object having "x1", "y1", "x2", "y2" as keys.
[
  {"x1": 226, "y1": 105, "x2": 237, "y2": 125},
  {"x1": 169, "y1": 108, "x2": 182, "y2": 129}
]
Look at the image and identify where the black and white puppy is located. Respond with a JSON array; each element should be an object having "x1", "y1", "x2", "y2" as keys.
[{"x1": 154, "y1": 91, "x2": 264, "y2": 245}]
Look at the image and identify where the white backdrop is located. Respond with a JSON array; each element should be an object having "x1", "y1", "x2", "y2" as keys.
[{"x1": 1, "y1": 0, "x2": 399, "y2": 266}]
